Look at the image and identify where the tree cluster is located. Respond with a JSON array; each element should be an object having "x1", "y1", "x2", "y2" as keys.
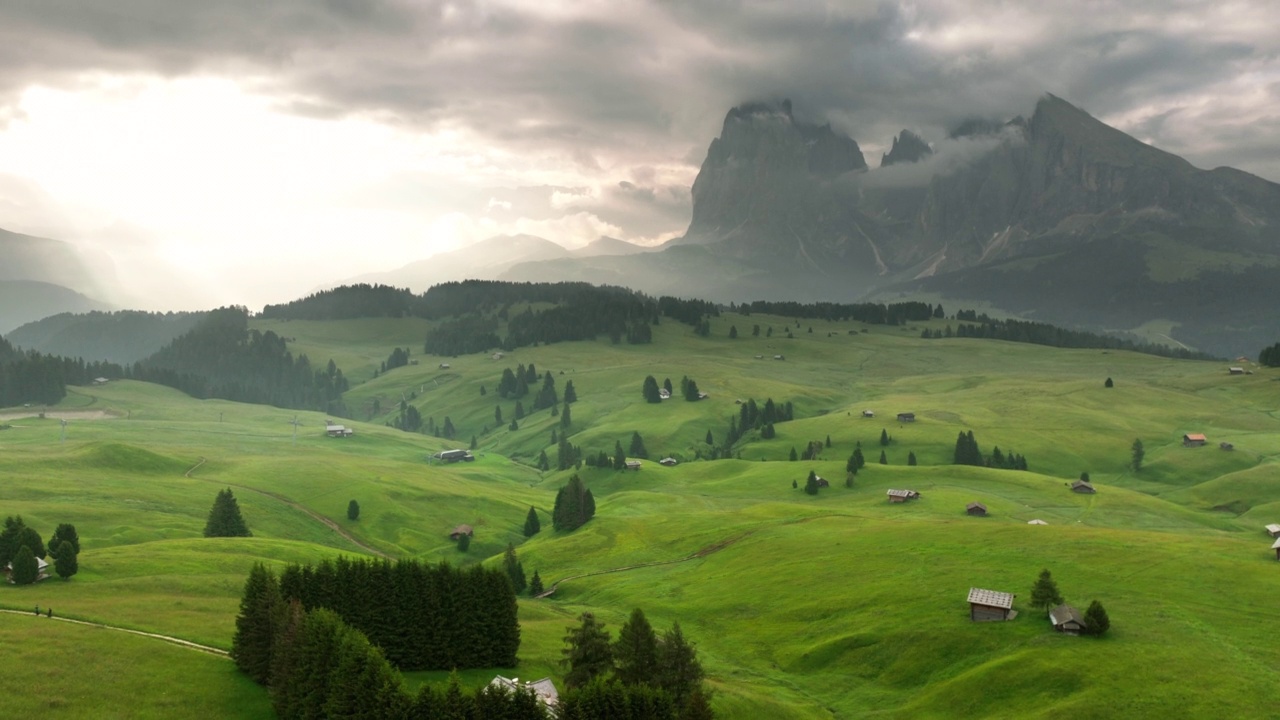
[
  {"x1": 925, "y1": 312, "x2": 1216, "y2": 361},
  {"x1": 275, "y1": 555, "x2": 520, "y2": 670},
  {"x1": 133, "y1": 307, "x2": 349, "y2": 416},
  {"x1": 203, "y1": 488, "x2": 252, "y2": 538},
  {"x1": 381, "y1": 347, "x2": 412, "y2": 373},
  {"x1": 0, "y1": 334, "x2": 125, "y2": 407},
  {"x1": 1261, "y1": 341, "x2": 1280, "y2": 367},
  {"x1": 742, "y1": 299, "x2": 933, "y2": 325},
  {"x1": 719, "y1": 397, "x2": 794, "y2": 452},
  {"x1": 1029, "y1": 569, "x2": 1110, "y2": 637},
  {"x1": 231, "y1": 563, "x2": 546, "y2": 719},
  {"x1": 657, "y1": 297, "x2": 719, "y2": 327},
  {"x1": 552, "y1": 475, "x2": 596, "y2": 532},
  {"x1": 953, "y1": 431, "x2": 1028, "y2": 470},
  {"x1": 1, "y1": 517, "x2": 80, "y2": 583},
  {"x1": 559, "y1": 608, "x2": 713, "y2": 719}
]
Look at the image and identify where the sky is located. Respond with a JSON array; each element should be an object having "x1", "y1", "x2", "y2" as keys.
[{"x1": 1, "y1": 0, "x2": 1277, "y2": 310}]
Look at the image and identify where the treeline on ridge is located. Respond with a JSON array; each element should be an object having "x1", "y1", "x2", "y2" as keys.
[
  {"x1": 131, "y1": 307, "x2": 350, "y2": 415},
  {"x1": 736, "y1": 299, "x2": 937, "y2": 325},
  {"x1": 0, "y1": 334, "x2": 124, "y2": 406},
  {"x1": 923, "y1": 310, "x2": 1218, "y2": 360}
]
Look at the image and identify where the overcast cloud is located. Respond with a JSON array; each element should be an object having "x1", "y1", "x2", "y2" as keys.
[{"x1": 0, "y1": 0, "x2": 1277, "y2": 309}]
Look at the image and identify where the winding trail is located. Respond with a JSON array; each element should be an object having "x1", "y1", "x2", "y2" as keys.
[
  {"x1": 535, "y1": 531, "x2": 754, "y2": 599},
  {"x1": 0, "y1": 608, "x2": 228, "y2": 657},
  {"x1": 184, "y1": 457, "x2": 393, "y2": 559}
]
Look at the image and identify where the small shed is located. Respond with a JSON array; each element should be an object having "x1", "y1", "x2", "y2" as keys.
[
  {"x1": 439, "y1": 363, "x2": 451, "y2": 369},
  {"x1": 625, "y1": 460, "x2": 642, "y2": 471},
  {"x1": 966, "y1": 502, "x2": 988, "y2": 516},
  {"x1": 325, "y1": 423, "x2": 354, "y2": 438},
  {"x1": 3, "y1": 556, "x2": 50, "y2": 583},
  {"x1": 488, "y1": 676, "x2": 559, "y2": 712},
  {"x1": 967, "y1": 587, "x2": 1016, "y2": 622},
  {"x1": 1027, "y1": 519, "x2": 1048, "y2": 525},
  {"x1": 1272, "y1": 537, "x2": 1280, "y2": 561},
  {"x1": 773, "y1": 354, "x2": 785, "y2": 360},
  {"x1": 1220, "y1": 442, "x2": 1234, "y2": 451},
  {"x1": 815, "y1": 476, "x2": 829, "y2": 488},
  {"x1": 897, "y1": 412, "x2": 916, "y2": 423},
  {"x1": 1049, "y1": 604, "x2": 1086, "y2": 635},
  {"x1": 658, "y1": 388, "x2": 671, "y2": 400},
  {"x1": 492, "y1": 352, "x2": 504, "y2": 360},
  {"x1": 1183, "y1": 433, "x2": 1207, "y2": 447},
  {"x1": 449, "y1": 524, "x2": 473, "y2": 540},
  {"x1": 1071, "y1": 479, "x2": 1095, "y2": 494},
  {"x1": 435, "y1": 449, "x2": 474, "y2": 463},
  {"x1": 1266, "y1": 524, "x2": 1280, "y2": 538},
  {"x1": 862, "y1": 410, "x2": 875, "y2": 418},
  {"x1": 1229, "y1": 367, "x2": 1245, "y2": 375},
  {"x1": 697, "y1": 392, "x2": 710, "y2": 400},
  {"x1": 659, "y1": 457, "x2": 677, "y2": 467},
  {"x1": 887, "y1": 489, "x2": 920, "y2": 503}
]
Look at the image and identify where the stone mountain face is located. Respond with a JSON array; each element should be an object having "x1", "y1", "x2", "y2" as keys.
[{"x1": 880, "y1": 130, "x2": 932, "y2": 167}]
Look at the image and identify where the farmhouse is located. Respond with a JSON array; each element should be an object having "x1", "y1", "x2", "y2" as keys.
[
  {"x1": 435, "y1": 449, "x2": 475, "y2": 462},
  {"x1": 1071, "y1": 479, "x2": 1096, "y2": 494},
  {"x1": 325, "y1": 422, "x2": 354, "y2": 438},
  {"x1": 488, "y1": 676, "x2": 559, "y2": 712},
  {"x1": 1050, "y1": 604, "x2": 1086, "y2": 635},
  {"x1": 966, "y1": 502, "x2": 988, "y2": 516},
  {"x1": 659, "y1": 457, "x2": 678, "y2": 466},
  {"x1": 1229, "y1": 367, "x2": 1245, "y2": 375},
  {"x1": 967, "y1": 587, "x2": 1016, "y2": 622},
  {"x1": 862, "y1": 410, "x2": 874, "y2": 418},
  {"x1": 625, "y1": 460, "x2": 642, "y2": 471},
  {"x1": 449, "y1": 524, "x2": 473, "y2": 540},
  {"x1": 1266, "y1": 524, "x2": 1280, "y2": 538},
  {"x1": 887, "y1": 489, "x2": 920, "y2": 503},
  {"x1": 3, "y1": 556, "x2": 50, "y2": 583},
  {"x1": 897, "y1": 412, "x2": 916, "y2": 423},
  {"x1": 1183, "y1": 433, "x2": 1207, "y2": 447}
]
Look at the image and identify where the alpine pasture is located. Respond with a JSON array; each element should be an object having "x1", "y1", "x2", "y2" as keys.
[{"x1": 3, "y1": 311, "x2": 1279, "y2": 718}]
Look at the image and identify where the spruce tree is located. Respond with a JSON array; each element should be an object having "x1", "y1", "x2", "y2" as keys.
[
  {"x1": 560, "y1": 401, "x2": 572, "y2": 429},
  {"x1": 503, "y1": 543, "x2": 528, "y2": 594},
  {"x1": 529, "y1": 570, "x2": 544, "y2": 597},
  {"x1": 203, "y1": 488, "x2": 251, "y2": 538},
  {"x1": 9, "y1": 545, "x2": 38, "y2": 585},
  {"x1": 1131, "y1": 438, "x2": 1145, "y2": 471},
  {"x1": 630, "y1": 431, "x2": 649, "y2": 459},
  {"x1": 655, "y1": 621, "x2": 704, "y2": 708},
  {"x1": 908, "y1": 451, "x2": 917, "y2": 466},
  {"x1": 0, "y1": 515, "x2": 26, "y2": 567},
  {"x1": 509, "y1": 418, "x2": 519, "y2": 431},
  {"x1": 48, "y1": 523, "x2": 80, "y2": 555},
  {"x1": 564, "y1": 380, "x2": 577, "y2": 403},
  {"x1": 495, "y1": 404, "x2": 503, "y2": 425},
  {"x1": 879, "y1": 450, "x2": 888, "y2": 464},
  {"x1": 1084, "y1": 600, "x2": 1111, "y2": 636},
  {"x1": 789, "y1": 447, "x2": 798, "y2": 461},
  {"x1": 561, "y1": 612, "x2": 614, "y2": 689},
  {"x1": 457, "y1": 534, "x2": 470, "y2": 552},
  {"x1": 804, "y1": 470, "x2": 819, "y2": 495},
  {"x1": 853, "y1": 447, "x2": 865, "y2": 469},
  {"x1": 643, "y1": 375, "x2": 662, "y2": 403},
  {"x1": 16, "y1": 526, "x2": 45, "y2": 559},
  {"x1": 231, "y1": 562, "x2": 283, "y2": 684},
  {"x1": 614, "y1": 608, "x2": 660, "y2": 686},
  {"x1": 538, "y1": 450, "x2": 550, "y2": 471},
  {"x1": 523, "y1": 506, "x2": 541, "y2": 537},
  {"x1": 1030, "y1": 569, "x2": 1064, "y2": 615},
  {"x1": 347, "y1": 500, "x2": 360, "y2": 521},
  {"x1": 705, "y1": 429, "x2": 714, "y2": 446},
  {"x1": 613, "y1": 441, "x2": 627, "y2": 470},
  {"x1": 470, "y1": 434, "x2": 477, "y2": 450},
  {"x1": 1104, "y1": 377, "x2": 1114, "y2": 388},
  {"x1": 54, "y1": 540, "x2": 78, "y2": 580},
  {"x1": 880, "y1": 428, "x2": 890, "y2": 446}
]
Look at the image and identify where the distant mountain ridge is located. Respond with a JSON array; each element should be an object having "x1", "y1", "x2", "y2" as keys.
[{"x1": 0, "y1": 228, "x2": 115, "y2": 333}]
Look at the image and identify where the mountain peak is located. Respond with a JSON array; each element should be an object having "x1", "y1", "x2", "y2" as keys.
[{"x1": 880, "y1": 130, "x2": 933, "y2": 167}]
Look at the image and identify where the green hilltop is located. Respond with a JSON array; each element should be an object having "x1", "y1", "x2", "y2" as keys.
[{"x1": 2, "y1": 298, "x2": 1279, "y2": 718}]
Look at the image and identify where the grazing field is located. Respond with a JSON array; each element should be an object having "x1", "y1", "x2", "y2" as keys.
[{"x1": 2, "y1": 311, "x2": 1279, "y2": 717}]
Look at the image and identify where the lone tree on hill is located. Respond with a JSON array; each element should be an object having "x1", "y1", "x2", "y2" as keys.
[
  {"x1": 907, "y1": 451, "x2": 917, "y2": 466},
  {"x1": 642, "y1": 375, "x2": 662, "y2": 403},
  {"x1": 879, "y1": 450, "x2": 887, "y2": 464},
  {"x1": 1084, "y1": 600, "x2": 1111, "y2": 636},
  {"x1": 804, "y1": 470, "x2": 820, "y2": 495},
  {"x1": 789, "y1": 447, "x2": 798, "y2": 461},
  {"x1": 564, "y1": 380, "x2": 577, "y2": 403},
  {"x1": 1105, "y1": 377, "x2": 1114, "y2": 388},
  {"x1": 502, "y1": 543, "x2": 527, "y2": 594},
  {"x1": 347, "y1": 500, "x2": 360, "y2": 521},
  {"x1": 523, "y1": 506, "x2": 541, "y2": 537},
  {"x1": 1030, "y1": 569, "x2": 1064, "y2": 615},
  {"x1": 656, "y1": 621, "x2": 705, "y2": 708},
  {"x1": 561, "y1": 612, "x2": 614, "y2": 689},
  {"x1": 9, "y1": 545, "x2": 38, "y2": 585},
  {"x1": 1131, "y1": 438, "x2": 1145, "y2": 471},
  {"x1": 529, "y1": 570, "x2": 544, "y2": 596},
  {"x1": 630, "y1": 431, "x2": 649, "y2": 459},
  {"x1": 54, "y1": 540, "x2": 78, "y2": 580},
  {"x1": 880, "y1": 429, "x2": 891, "y2": 446},
  {"x1": 204, "y1": 488, "x2": 251, "y2": 538},
  {"x1": 560, "y1": 401, "x2": 572, "y2": 429}
]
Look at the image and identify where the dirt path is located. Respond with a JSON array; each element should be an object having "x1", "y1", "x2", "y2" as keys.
[
  {"x1": 184, "y1": 458, "x2": 394, "y2": 560},
  {"x1": 0, "y1": 608, "x2": 228, "y2": 657},
  {"x1": 0, "y1": 409, "x2": 119, "y2": 421},
  {"x1": 535, "y1": 531, "x2": 754, "y2": 599}
]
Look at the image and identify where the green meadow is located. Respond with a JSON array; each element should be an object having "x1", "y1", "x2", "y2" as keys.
[{"x1": 2, "y1": 311, "x2": 1279, "y2": 718}]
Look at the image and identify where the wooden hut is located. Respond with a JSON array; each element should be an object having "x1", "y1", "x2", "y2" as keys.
[
  {"x1": 967, "y1": 588, "x2": 1016, "y2": 622},
  {"x1": 1071, "y1": 479, "x2": 1095, "y2": 494},
  {"x1": 966, "y1": 502, "x2": 988, "y2": 516},
  {"x1": 1266, "y1": 524, "x2": 1280, "y2": 538},
  {"x1": 887, "y1": 489, "x2": 920, "y2": 503},
  {"x1": 896, "y1": 412, "x2": 916, "y2": 423},
  {"x1": 1183, "y1": 433, "x2": 1207, "y2": 447},
  {"x1": 1050, "y1": 604, "x2": 1086, "y2": 635},
  {"x1": 1273, "y1": 537, "x2": 1280, "y2": 561},
  {"x1": 449, "y1": 524, "x2": 473, "y2": 540},
  {"x1": 815, "y1": 476, "x2": 829, "y2": 488},
  {"x1": 625, "y1": 460, "x2": 642, "y2": 471},
  {"x1": 659, "y1": 457, "x2": 678, "y2": 466}
]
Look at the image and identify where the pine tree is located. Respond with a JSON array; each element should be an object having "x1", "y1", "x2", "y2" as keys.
[
  {"x1": 509, "y1": 418, "x2": 519, "y2": 431},
  {"x1": 561, "y1": 612, "x2": 614, "y2": 689},
  {"x1": 643, "y1": 375, "x2": 662, "y2": 403},
  {"x1": 684, "y1": 378, "x2": 701, "y2": 401},
  {"x1": 203, "y1": 488, "x2": 251, "y2": 537},
  {"x1": 789, "y1": 447, "x2": 798, "y2": 461},
  {"x1": 1084, "y1": 600, "x2": 1111, "y2": 636},
  {"x1": 515, "y1": 401, "x2": 525, "y2": 420},
  {"x1": 879, "y1": 450, "x2": 887, "y2": 464},
  {"x1": 529, "y1": 570, "x2": 544, "y2": 596},
  {"x1": 9, "y1": 545, "x2": 38, "y2": 585},
  {"x1": 614, "y1": 608, "x2": 660, "y2": 686},
  {"x1": 231, "y1": 562, "x2": 283, "y2": 684},
  {"x1": 1104, "y1": 377, "x2": 1114, "y2": 388},
  {"x1": 347, "y1": 500, "x2": 360, "y2": 521},
  {"x1": 804, "y1": 470, "x2": 819, "y2": 495},
  {"x1": 503, "y1": 543, "x2": 528, "y2": 594},
  {"x1": 16, "y1": 526, "x2": 45, "y2": 559},
  {"x1": 853, "y1": 447, "x2": 865, "y2": 469},
  {"x1": 1080, "y1": 471, "x2": 1090, "y2": 483},
  {"x1": 48, "y1": 523, "x2": 80, "y2": 555},
  {"x1": 630, "y1": 431, "x2": 650, "y2": 459},
  {"x1": 825, "y1": 434, "x2": 832, "y2": 448},
  {"x1": 908, "y1": 451, "x2": 917, "y2": 466},
  {"x1": 655, "y1": 621, "x2": 704, "y2": 708},
  {"x1": 54, "y1": 540, "x2": 77, "y2": 580},
  {"x1": 0, "y1": 515, "x2": 27, "y2": 568},
  {"x1": 880, "y1": 429, "x2": 890, "y2": 446},
  {"x1": 560, "y1": 401, "x2": 572, "y2": 429},
  {"x1": 1131, "y1": 438, "x2": 1145, "y2": 471},
  {"x1": 470, "y1": 434, "x2": 477, "y2": 450},
  {"x1": 614, "y1": 440, "x2": 627, "y2": 470},
  {"x1": 457, "y1": 534, "x2": 470, "y2": 552},
  {"x1": 564, "y1": 380, "x2": 577, "y2": 403},
  {"x1": 705, "y1": 429, "x2": 714, "y2": 446},
  {"x1": 729, "y1": 325, "x2": 738, "y2": 339},
  {"x1": 442, "y1": 416, "x2": 456, "y2": 439},
  {"x1": 495, "y1": 404, "x2": 504, "y2": 425},
  {"x1": 537, "y1": 450, "x2": 550, "y2": 471},
  {"x1": 1030, "y1": 569, "x2": 1064, "y2": 615},
  {"x1": 523, "y1": 506, "x2": 541, "y2": 537}
]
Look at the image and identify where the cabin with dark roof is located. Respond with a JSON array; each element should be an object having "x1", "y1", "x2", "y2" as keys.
[
  {"x1": 1071, "y1": 479, "x2": 1095, "y2": 494},
  {"x1": 1220, "y1": 442, "x2": 1234, "y2": 451},
  {"x1": 966, "y1": 502, "x2": 988, "y2": 516},
  {"x1": 659, "y1": 457, "x2": 677, "y2": 466},
  {"x1": 1050, "y1": 604, "x2": 1086, "y2": 635},
  {"x1": 887, "y1": 489, "x2": 920, "y2": 503},
  {"x1": 1229, "y1": 367, "x2": 1245, "y2": 375},
  {"x1": 815, "y1": 476, "x2": 829, "y2": 488},
  {"x1": 1183, "y1": 433, "x2": 1207, "y2": 447},
  {"x1": 625, "y1": 460, "x2": 642, "y2": 471},
  {"x1": 967, "y1": 587, "x2": 1016, "y2": 621},
  {"x1": 897, "y1": 412, "x2": 916, "y2": 423},
  {"x1": 862, "y1": 410, "x2": 874, "y2": 418}
]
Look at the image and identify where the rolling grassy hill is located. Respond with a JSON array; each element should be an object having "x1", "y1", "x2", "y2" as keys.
[{"x1": 2, "y1": 313, "x2": 1278, "y2": 717}]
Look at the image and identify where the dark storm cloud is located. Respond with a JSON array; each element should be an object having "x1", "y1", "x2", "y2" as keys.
[{"x1": 2, "y1": 0, "x2": 1278, "y2": 180}]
